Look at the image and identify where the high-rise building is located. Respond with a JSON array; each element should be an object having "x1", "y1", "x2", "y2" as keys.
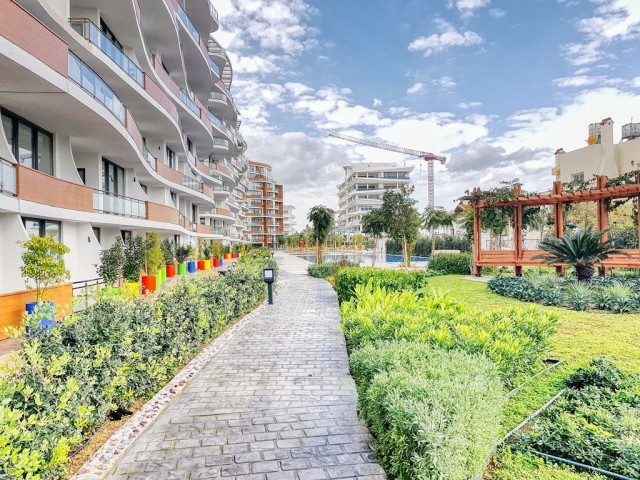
[
  {"x1": 336, "y1": 163, "x2": 414, "y2": 234},
  {"x1": 553, "y1": 117, "x2": 640, "y2": 182},
  {"x1": 0, "y1": 1, "x2": 249, "y2": 309},
  {"x1": 246, "y1": 161, "x2": 283, "y2": 246},
  {"x1": 283, "y1": 205, "x2": 297, "y2": 235}
]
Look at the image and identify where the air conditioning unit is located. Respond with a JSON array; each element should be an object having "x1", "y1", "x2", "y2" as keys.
[{"x1": 621, "y1": 123, "x2": 640, "y2": 141}]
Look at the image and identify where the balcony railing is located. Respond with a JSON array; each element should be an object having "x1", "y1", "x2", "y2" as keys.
[
  {"x1": 209, "y1": 1, "x2": 219, "y2": 22},
  {"x1": 208, "y1": 57, "x2": 220, "y2": 77},
  {"x1": 70, "y1": 19, "x2": 144, "y2": 87},
  {"x1": 209, "y1": 91, "x2": 227, "y2": 103},
  {"x1": 208, "y1": 111, "x2": 223, "y2": 127},
  {"x1": 176, "y1": 3, "x2": 200, "y2": 42},
  {"x1": 0, "y1": 158, "x2": 17, "y2": 196},
  {"x1": 207, "y1": 40, "x2": 226, "y2": 56},
  {"x1": 93, "y1": 189, "x2": 146, "y2": 218},
  {"x1": 213, "y1": 138, "x2": 229, "y2": 149},
  {"x1": 180, "y1": 89, "x2": 201, "y2": 117},
  {"x1": 69, "y1": 53, "x2": 126, "y2": 124},
  {"x1": 182, "y1": 175, "x2": 203, "y2": 193}
]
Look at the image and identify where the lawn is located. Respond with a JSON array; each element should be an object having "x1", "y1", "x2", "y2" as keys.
[{"x1": 427, "y1": 275, "x2": 640, "y2": 480}]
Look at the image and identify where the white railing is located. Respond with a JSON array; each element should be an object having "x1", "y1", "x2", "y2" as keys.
[{"x1": 0, "y1": 158, "x2": 17, "y2": 196}]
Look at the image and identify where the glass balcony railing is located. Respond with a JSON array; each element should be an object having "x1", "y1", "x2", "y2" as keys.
[
  {"x1": 208, "y1": 57, "x2": 220, "y2": 77},
  {"x1": 182, "y1": 175, "x2": 203, "y2": 193},
  {"x1": 180, "y1": 89, "x2": 201, "y2": 117},
  {"x1": 0, "y1": 158, "x2": 17, "y2": 196},
  {"x1": 93, "y1": 189, "x2": 146, "y2": 218},
  {"x1": 209, "y1": 1, "x2": 219, "y2": 22},
  {"x1": 208, "y1": 111, "x2": 222, "y2": 127},
  {"x1": 70, "y1": 19, "x2": 144, "y2": 87},
  {"x1": 207, "y1": 40, "x2": 225, "y2": 56},
  {"x1": 176, "y1": 3, "x2": 200, "y2": 42},
  {"x1": 209, "y1": 91, "x2": 227, "y2": 102},
  {"x1": 213, "y1": 138, "x2": 229, "y2": 149},
  {"x1": 69, "y1": 53, "x2": 126, "y2": 124}
]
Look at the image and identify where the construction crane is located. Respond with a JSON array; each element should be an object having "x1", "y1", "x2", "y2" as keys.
[{"x1": 328, "y1": 132, "x2": 446, "y2": 209}]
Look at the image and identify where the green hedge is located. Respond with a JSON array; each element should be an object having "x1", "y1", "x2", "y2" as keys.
[
  {"x1": 341, "y1": 282, "x2": 557, "y2": 386},
  {"x1": 428, "y1": 253, "x2": 472, "y2": 275},
  {"x1": 350, "y1": 342, "x2": 504, "y2": 480},
  {"x1": 0, "y1": 258, "x2": 272, "y2": 479},
  {"x1": 307, "y1": 260, "x2": 358, "y2": 279},
  {"x1": 335, "y1": 267, "x2": 439, "y2": 303}
]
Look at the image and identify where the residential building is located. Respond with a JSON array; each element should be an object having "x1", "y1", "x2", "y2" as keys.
[
  {"x1": 283, "y1": 204, "x2": 296, "y2": 235},
  {"x1": 553, "y1": 117, "x2": 640, "y2": 182},
  {"x1": 0, "y1": 1, "x2": 249, "y2": 313},
  {"x1": 245, "y1": 161, "x2": 283, "y2": 247},
  {"x1": 336, "y1": 163, "x2": 414, "y2": 234}
]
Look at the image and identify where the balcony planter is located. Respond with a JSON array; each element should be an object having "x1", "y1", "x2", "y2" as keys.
[
  {"x1": 166, "y1": 264, "x2": 177, "y2": 278},
  {"x1": 141, "y1": 275, "x2": 157, "y2": 295},
  {"x1": 187, "y1": 261, "x2": 197, "y2": 273},
  {"x1": 25, "y1": 301, "x2": 55, "y2": 334},
  {"x1": 213, "y1": 258, "x2": 220, "y2": 267},
  {"x1": 204, "y1": 259, "x2": 211, "y2": 270},
  {"x1": 123, "y1": 281, "x2": 140, "y2": 296},
  {"x1": 197, "y1": 260, "x2": 205, "y2": 271},
  {"x1": 178, "y1": 263, "x2": 187, "y2": 275}
]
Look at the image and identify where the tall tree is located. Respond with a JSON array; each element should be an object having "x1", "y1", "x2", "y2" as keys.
[
  {"x1": 362, "y1": 209, "x2": 387, "y2": 266},
  {"x1": 423, "y1": 209, "x2": 456, "y2": 256},
  {"x1": 307, "y1": 205, "x2": 335, "y2": 264},
  {"x1": 379, "y1": 185, "x2": 422, "y2": 268}
]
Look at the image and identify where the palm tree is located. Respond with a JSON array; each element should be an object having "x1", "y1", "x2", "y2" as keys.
[
  {"x1": 307, "y1": 205, "x2": 334, "y2": 265},
  {"x1": 534, "y1": 227, "x2": 623, "y2": 281},
  {"x1": 362, "y1": 209, "x2": 387, "y2": 266},
  {"x1": 424, "y1": 209, "x2": 456, "y2": 256}
]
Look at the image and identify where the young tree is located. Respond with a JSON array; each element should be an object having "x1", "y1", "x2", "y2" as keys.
[
  {"x1": 97, "y1": 237, "x2": 125, "y2": 287},
  {"x1": 362, "y1": 209, "x2": 387, "y2": 266},
  {"x1": 379, "y1": 185, "x2": 422, "y2": 268},
  {"x1": 18, "y1": 235, "x2": 70, "y2": 302},
  {"x1": 144, "y1": 232, "x2": 164, "y2": 275},
  {"x1": 123, "y1": 235, "x2": 145, "y2": 282},
  {"x1": 307, "y1": 205, "x2": 335, "y2": 264},
  {"x1": 424, "y1": 209, "x2": 456, "y2": 256},
  {"x1": 161, "y1": 238, "x2": 175, "y2": 265}
]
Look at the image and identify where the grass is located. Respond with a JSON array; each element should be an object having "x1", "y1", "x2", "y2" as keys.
[{"x1": 427, "y1": 275, "x2": 640, "y2": 479}]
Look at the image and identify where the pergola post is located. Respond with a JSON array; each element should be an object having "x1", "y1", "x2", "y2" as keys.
[
  {"x1": 596, "y1": 176, "x2": 609, "y2": 276},
  {"x1": 552, "y1": 181, "x2": 565, "y2": 276},
  {"x1": 513, "y1": 184, "x2": 523, "y2": 277},
  {"x1": 473, "y1": 198, "x2": 482, "y2": 277}
]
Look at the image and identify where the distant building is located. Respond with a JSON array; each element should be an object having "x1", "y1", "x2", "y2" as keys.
[
  {"x1": 553, "y1": 117, "x2": 640, "y2": 182},
  {"x1": 283, "y1": 205, "x2": 296, "y2": 235},
  {"x1": 246, "y1": 161, "x2": 284, "y2": 247},
  {"x1": 336, "y1": 163, "x2": 414, "y2": 234}
]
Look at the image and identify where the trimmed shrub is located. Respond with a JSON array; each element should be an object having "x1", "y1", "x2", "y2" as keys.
[
  {"x1": 341, "y1": 283, "x2": 557, "y2": 386},
  {"x1": 335, "y1": 267, "x2": 439, "y2": 303},
  {"x1": 350, "y1": 342, "x2": 504, "y2": 480},
  {"x1": 428, "y1": 252, "x2": 471, "y2": 275},
  {"x1": 307, "y1": 260, "x2": 358, "y2": 279},
  {"x1": 0, "y1": 255, "x2": 272, "y2": 479}
]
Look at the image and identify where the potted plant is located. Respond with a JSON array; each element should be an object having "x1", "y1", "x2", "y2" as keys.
[
  {"x1": 203, "y1": 243, "x2": 212, "y2": 270},
  {"x1": 17, "y1": 235, "x2": 70, "y2": 332},
  {"x1": 212, "y1": 241, "x2": 222, "y2": 267},
  {"x1": 161, "y1": 238, "x2": 176, "y2": 278},
  {"x1": 142, "y1": 232, "x2": 163, "y2": 294},
  {"x1": 97, "y1": 237, "x2": 124, "y2": 294},
  {"x1": 123, "y1": 235, "x2": 145, "y2": 295},
  {"x1": 175, "y1": 244, "x2": 191, "y2": 275},
  {"x1": 187, "y1": 244, "x2": 197, "y2": 273},
  {"x1": 197, "y1": 239, "x2": 205, "y2": 271}
]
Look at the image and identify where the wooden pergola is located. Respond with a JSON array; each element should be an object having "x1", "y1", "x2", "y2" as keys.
[{"x1": 471, "y1": 175, "x2": 640, "y2": 276}]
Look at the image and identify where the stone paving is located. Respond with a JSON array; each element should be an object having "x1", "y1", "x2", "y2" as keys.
[{"x1": 105, "y1": 252, "x2": 386, "y2": 480}]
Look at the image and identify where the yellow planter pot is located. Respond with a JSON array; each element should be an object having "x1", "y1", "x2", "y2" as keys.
[
  {"x1": 122, "y1": 281, "x2": 140, "y2": 297},
  {"x1": 204, "y1": 259, "x2": 211, "y2": 270}
]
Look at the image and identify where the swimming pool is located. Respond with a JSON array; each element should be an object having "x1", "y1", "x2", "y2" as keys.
[{"x1": 292, "y1": 252, "x2": 429, "y2": 264}]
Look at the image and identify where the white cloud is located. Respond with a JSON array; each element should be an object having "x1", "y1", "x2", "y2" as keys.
[
  {"x1": 407, "y1": 82, "x2": 426, "y2": 95},
  {"x1": 408, "y1": 19, "x2": 483, "y2": 56},
  {"x1": 373, "y1": 98, "x2": 383, "y2": 107},
  {"x1": 489, "y1": 8, "x2": 506, "y2": 18},
  {"x1": 458, "y1": 101, "x2": 483, "y2": 109},
  {"x1": 434, "y1": 76, "x2": 457, "y2": 89},
  {"x1": 447, "y1": 0, "x2": 491, "y2": 18}
]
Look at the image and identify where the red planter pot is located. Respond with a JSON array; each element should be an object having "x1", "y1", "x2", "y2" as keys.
[
  {"x1": 166, "y1": 264, "x2": 176, "y2": 278},
  {"x1": 213, "y1": 258, "x2": 220, "y2": 267},
  {"x1": 197, "y1": 260, "x2": 205, "y2": 270},
  {"x1": 141, "y1": 275, "x2": 157, "y2": 295}
]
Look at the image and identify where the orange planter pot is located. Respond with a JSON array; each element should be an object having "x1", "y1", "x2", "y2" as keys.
[
  {"x1": 213, "y1": 258, "x2": 220, "y2": 267},
  {"x1": 141, "y1": 275, "x2": 157, "y2": 295},
  {"x1": 197, "y1": 260, "x2": 205, "y2": 270},
  {"x1": 166, "y1": 264, "x2": 176, "y2": 278}
]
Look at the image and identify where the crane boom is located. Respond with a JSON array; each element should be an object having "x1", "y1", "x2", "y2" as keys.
[{"x1": 328, "y1": 132, "x2": 446, "y2": 209}]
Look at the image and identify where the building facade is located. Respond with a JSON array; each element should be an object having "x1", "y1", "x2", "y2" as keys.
[
  {"x1": 336, "y1": 163, "x2": 414, "y2": 234},
  {"x1": 553, "y1": 118, "x2": 640, "y2": 182},
  {"x1": 283, "y1": 204, "x2": 296, "y2": 235},
  {"x1": 0, "y1": 0, "x2": 250, "y2": 297},
  {"x1": 246, "y1": 161, "x2": 283, "y2": 247}
]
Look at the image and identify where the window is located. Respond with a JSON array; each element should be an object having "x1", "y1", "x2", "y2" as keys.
[
  {"x1": 92, "y1": 227, "x2": 101, "y2": 244},
  {"x1": 170, "y1": 191, "x2": 177, "y2": 207},
  {"x1": 174, "y1": 234, "x2": 180, "y2": 245},
  {"x1": 121, "y1": 230, "x2": 132, "y2": 241},
  {"x1": 572, "y1": 172, "x2": 585, "y2": 182},
  {"x1": 140, "y1": 183, "x2": 148, "y2": 194},
  {"x1": 166, "y1": 147, "x2": 175, "y2": 169},
  {"x1": 100, "y1": 18, "x2": 122, "y2": 51},
  {"x1": 187, "y1": 138, "x2": 193, "y2": 153},
  {"x1": 1, "y1": 108, "x2": 53, "y2": 175},
  {"x1": 22, "y1": 217, "x2": 61, "y2": 242},
  {"x1": 191, "y1": 204, "x2": 198, "y2": 223},
  {"x1": 102, "y1": 158, "x2": 124, "y2": 194},
  {"x1": 77, "y1": 168, "x2": 86, "y2": 184}
]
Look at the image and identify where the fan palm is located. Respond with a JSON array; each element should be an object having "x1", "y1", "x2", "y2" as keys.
[
  {"x1": 534, "y1": 227, "x2": 623, "y2": 281},
  {"x1": 424, "y1": 209, "x2": 456, "y2": 256}
]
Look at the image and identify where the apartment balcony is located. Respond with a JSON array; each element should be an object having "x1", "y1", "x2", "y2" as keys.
[
  {"x1": 182, "y1": 175, "x2": 204, "y2": 193},
  {"x1": 16, "y1": 165, "x2": 92, "y2": 212},
  {"x1": 93, "y1": 190, "x2": 147, "y2": 219},
  {"x1": 0, "y1": 159, "x2": 17, "y2": 197},
  {"x1": 209, "y1": 91, "x2": 228, "y2": 107},
  {"x1": 213, "y1": 138, "x2": 230, "y2": 152},
  {"x1": 147, "y1": 201, "x2": 180, "y2": 225},
  {"x1": 176, "y1": 3, "x2": 211, "y2": 100}
]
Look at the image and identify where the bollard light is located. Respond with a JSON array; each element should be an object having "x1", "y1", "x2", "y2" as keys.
[
  {"x1": 228, "y1": 265, "x2": 232, "y2": 272},
  {"x1": 232, "y1": 262, "x2": 237, "y2": 266},
  {"x1": 263, "y1": 268, "x2": 275, "y2": 304}
]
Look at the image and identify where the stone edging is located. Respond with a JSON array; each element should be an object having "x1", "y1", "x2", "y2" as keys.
[{"x1": 72, "y1": 279, "x2": 287, "y2": 480}]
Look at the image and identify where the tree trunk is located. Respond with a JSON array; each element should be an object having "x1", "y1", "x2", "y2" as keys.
[
  {"x1": 402, "y1": 236, "x2": 408, "y2": 269},
  {"x1": 431, "y1": 232, "x2": 436, "y2": 257},
  {"x1": 371, "y1": 237, "x2": 376, "y2": 267},
  {"x1": 575, "y1": 263, "x2": 594, "y2": 282},
  {"x1": 316, "y1": 239, "x2": 322, "y2": 265}
]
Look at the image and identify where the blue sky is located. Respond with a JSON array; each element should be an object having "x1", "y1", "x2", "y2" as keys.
[{"x1": 214, "y1": 0, "x2": 640, "y2": 230}]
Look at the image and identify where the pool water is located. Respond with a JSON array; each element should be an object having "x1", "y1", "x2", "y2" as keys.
[{"x1": 293, "y1": 253, "x2": 429, "y2": 264}]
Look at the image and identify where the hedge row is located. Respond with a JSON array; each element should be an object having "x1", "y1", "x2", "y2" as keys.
[
  {"x1": 428, "y1": 253, "x2": 472, "y2": 275},
  {"x1": 307, "y1": 260, "x2": 358, "y2": 279},
  {"x1": 0, "y1": 256, "x2": 275, "y2": 479},
  {"x1": 335, "y1": 267, "x2": 440, "y2": 302}
]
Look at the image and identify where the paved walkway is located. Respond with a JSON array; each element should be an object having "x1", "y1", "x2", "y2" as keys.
[{"x1": 106, "y1": 252, "x2": 385, "y2": 480}]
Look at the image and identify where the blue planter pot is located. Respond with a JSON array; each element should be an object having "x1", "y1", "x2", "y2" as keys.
[
  {"x1": 187, "y1": 261, "x2": 197, "y2": 273},
  {"x1": 25, "y1": 301, "x2": 55, "y2": 334}
]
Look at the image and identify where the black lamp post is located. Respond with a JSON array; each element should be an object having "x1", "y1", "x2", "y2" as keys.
[{"x1": 263, "y1": 267, "x2": 275, "y2": 304}]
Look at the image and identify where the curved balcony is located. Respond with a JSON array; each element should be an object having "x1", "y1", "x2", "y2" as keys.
[
  {"x1": 176, "y1": 3, "x2": 212, "y2": 101},
  {"x1": 213, "y1": 138, "x2": 230, "y2": 152},
  {"x1": 187, "y1": 0, "x2": 220, "y2": 38}
]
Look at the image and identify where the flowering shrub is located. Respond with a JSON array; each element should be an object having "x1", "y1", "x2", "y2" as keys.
[{"x1": 0, "y1": 257, "x2": 271, "y2": 479}]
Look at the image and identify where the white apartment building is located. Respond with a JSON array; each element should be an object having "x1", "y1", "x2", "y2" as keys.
[
  {"x1": 0, "y1": 0, "x2": 250, "y2": 297},
  {"x1": 553, "y1": 117, "x2": 640, "y2": 182},
  {"x1": 283, "y1": 205, "x2": 296, "y2": 235},
  {"x1": 336, "y1": 163, "x2": 414, "y2": 234}
]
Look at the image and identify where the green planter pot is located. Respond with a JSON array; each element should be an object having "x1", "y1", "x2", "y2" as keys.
[
  {"x1": 178, "y1": 263, "x2": 187, "y2": 275},
  {"x1": 155, "y1": 273, "x2": 163, "y2": 290}
]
